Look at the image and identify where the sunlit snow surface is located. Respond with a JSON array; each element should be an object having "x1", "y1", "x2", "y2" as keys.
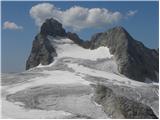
[
  {"x1": 2, "y1": 98, "x2": 73, "y2": 119},
  {"x1": 48, "y1": 36, "x2": 113, "y2": 60},
  {"x1": 1, "y1": 37, "x2": 159, "y2": 118}
]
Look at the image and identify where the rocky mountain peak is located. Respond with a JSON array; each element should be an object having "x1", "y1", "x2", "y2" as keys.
[
  {"x1": 26, "y1": 19, "x2": 158, "y2": 82},
  {"x1": 40, "y1": 18, "x2": 66, "y2": 37},
  {"x1": 90, "y1": 26, "x2": 159, "y2": 82},
  {"x1": 112, "y1": 26, "x2": 127, "y2": 31},
  {"x1": 26, "y1": 18, "x2": 65, "y2": 70},
  {"x1": 90, "y1": 26, "x2": 134, "y2": 50},
  {"x1": 106, "y1": 26, "x2": 128, "y2": 35},
  {"x1": 107, "y1": 26, "x2": 134, "y2": 41}
]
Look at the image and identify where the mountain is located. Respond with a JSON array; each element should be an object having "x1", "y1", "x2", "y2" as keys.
[
  {"x1": 26, "y1": 19, "x2": 66, "y2": 70},
  {"x1": 67, "y1": 32, "x2": 91, "y2": 49},
  {"x1": 26, "y1": 18, "x2": 158, "y2": 82},
  {"x1": 89, "y1": 26, "x2": 159, "y2": 82},
  {"x1": 1, "y1": 18, "x2": 159, "y2": 119}
]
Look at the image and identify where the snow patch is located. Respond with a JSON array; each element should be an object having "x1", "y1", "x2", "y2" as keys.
[
  {"x1": 48, "y1": 36, "x2": 113, "y2": 60},
  {"x1": 2, "y1": 98, "x2": 72, "y2": 119},
  {"x1": 67, "y1": 63, "x2": 149, "y2": 87},
  {"x1": 6, "y1": 70, "x2": 90, "y2": 94},
  {"x1": 31, "y1": 57, "x2": 59, "y2": 69}
]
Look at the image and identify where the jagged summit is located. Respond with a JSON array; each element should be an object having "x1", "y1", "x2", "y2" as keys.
[
  {"x1": 90, "y1": 26, "x2": 159, "y2": 82},
  {"x1": 90, "y1": 26, "x2": 133, "y2": 50},
  {"x1": 26, "y1": 18, "x2": 158, "y2": 82},
  {"x1": 40, "y1": 18, "x2": 66, "y2": 37},
  {"x1": 111, "y1": 26, "x2": 127, "y2": 31},
  {"x1": 26, "y1": 18, "x2": 64, "y2": 70},
  {"x1": 90, "y1": 26, "x2": 135, "y2": 50},
  {"x1": 2, "y1": 18, "x2": 159, "y2": 119},
  {"x1": 104, "y1": 26, "x2": 131, "y2": 36},
  {"x1": 109, "y1": 26, "x2": 133, "y2": 38}
]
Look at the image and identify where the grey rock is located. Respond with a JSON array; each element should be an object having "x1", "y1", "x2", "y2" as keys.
[
  {"x1": 67, "y1": 32, "x2": 90, "y2": 49},
  {"x1": 26, "y1": 18, "x2": 158, "y2": 83},
  {"x1": 26, "y1": 18, "x2": 68, "y2": 70},
  {"x1": 92, "y1": 84, "x2": 158, "y2": 119},
  {"x1": 90, "y1": 32, "x2": 103, "y2": 49},
  {"x1": 26, "y1": 34, "x2": 57, "y2": 70},
  {"x1": 40, "y1": 18, "x2": 66, "y2": 37},
  {"x1": 90, "y1": 26, "x2": 159, "y2": 82}
]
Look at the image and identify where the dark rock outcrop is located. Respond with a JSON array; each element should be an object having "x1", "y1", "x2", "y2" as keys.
[
  {"x1": 90, "y1": 26, "x2": 159, "y2": 82},
  {"x1": 93, "y1": 84, "x2": 158, "y2": 119},
  {"x1": 26, "y1": 18, "x2": 67, "y2": 70},
  {"x1": 26, "y1": 34, "x2": 57, "y2": 70},
  {"x1": 156, "y1": 48, "x2": 159, "y2": 53},
  {"x1": 40, "y1": 18, "x2": 66, "y2": 37},
  {"x1": 67, "y1": 32, "x2": 90, "y2": 49},
  {"x1": 26, "y1": 18, "x2": 158, "y2": 82}
]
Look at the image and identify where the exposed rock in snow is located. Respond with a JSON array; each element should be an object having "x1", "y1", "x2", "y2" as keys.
[
  {"x1": 92, "y1": 84, "x2": 157, "y2": 119},
  {"x1": 90, "y1": 26, "x2": 159, "y2": 82},
  {"x1": 26, "y1": 18, "x2": 159, "y2": 83},
  {"x1": 2, "y1": 18, "x2": 159, "y2": 119},
  {"x1": 26, "y1": 33, "x2": 57, "y2": 70},
  {"x1": 2, "y1": 55, "x2": 158, "y2": 118},
  {"x1": 26, "y1": 18, "x2": 66, "y2": 70},
  {"x1": 67, "y1": 32, "x2": 91, "y2": 48}
]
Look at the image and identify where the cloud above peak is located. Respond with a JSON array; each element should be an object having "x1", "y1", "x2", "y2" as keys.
[
  {"x1": 29, "y1": 3, "x2": 122, "y2": 31},
  {"x1": 126, "y1": 10, "x2": 138, "y2": 17},
  {"x1": 3, "y1": 21, "x2": 23, "y2": 30}
]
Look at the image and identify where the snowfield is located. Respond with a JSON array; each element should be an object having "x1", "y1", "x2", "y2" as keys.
[
  {"x1": 1, "y1": 37, "x2": 159, "y2": 118},
  {"x1": 6, "y1": 70, "x2": 90, "y2": 94},
  {"x1": 2, "y1": 98, "x2": 73, "y2": 119},
  {"x1": 48, "y1": 36, "x2": 113, "y2": 60}
]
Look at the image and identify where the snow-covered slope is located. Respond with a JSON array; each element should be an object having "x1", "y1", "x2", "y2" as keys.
[
  {"x1": 48, "y1": 36, "x2": 113, "y2": 60},
  {"x1": 1, "y1": 37, "x2": 158, "y2": 119}
]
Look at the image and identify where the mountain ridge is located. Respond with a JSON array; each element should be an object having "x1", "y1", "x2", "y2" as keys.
[
  {"x1": 89, "y1": 26, "x2": 159, "y2": 82},
  {"x1": 26, "y1": 18, "x2": 159, "y2": 82},
  {"x1": 2, "y1": 18, "x2": 159, "y2": 119}
]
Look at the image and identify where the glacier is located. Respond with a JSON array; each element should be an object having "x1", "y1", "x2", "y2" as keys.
[{"x1": 1, "y1": 37, "x2": 159, "y2": 119}]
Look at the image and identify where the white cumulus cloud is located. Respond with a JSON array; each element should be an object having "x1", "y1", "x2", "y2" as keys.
[
  {"x1": 126, "y1": 10, "x2": 138, "y2": 17},
  {"x1": 3, "y1": 21, "x2": 23, "y2": 30},
  {"x1": 29, "y1": 3, "x2": 122, "y2": 31}
]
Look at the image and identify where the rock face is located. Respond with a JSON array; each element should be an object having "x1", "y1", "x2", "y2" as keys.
[
  {"x1": 26, "y1": 18, "x2": 158, "y2": 83},
  {"x1": 40, "y1": 18, "x2": 66, "y2": 37},
  {"x1": 156, "y1": 48, "x2": 159, "y2": 53},
  {"x1": 3, "y1": 18, "x2": 159, "y2": 118},
  {"x1": 93, "y1": 84, "x2": 158, "y2": 119},
  {"x1": 67, "y1": 32, "x2": 90, "y2": 49},
  {"x1": 26, "y1": 34, "x2": 57, "y2": 70},
  {"x1": 90, "y1": 26, "x2": 159, "y2": 82},
  {"x1": 26, "y1": 18, "x2": 67, "y2": 70}
]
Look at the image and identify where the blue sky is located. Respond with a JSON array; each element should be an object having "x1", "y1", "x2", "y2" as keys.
[{"x1": 1, "y1": 1, "x2": 159, "y2": 73}]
